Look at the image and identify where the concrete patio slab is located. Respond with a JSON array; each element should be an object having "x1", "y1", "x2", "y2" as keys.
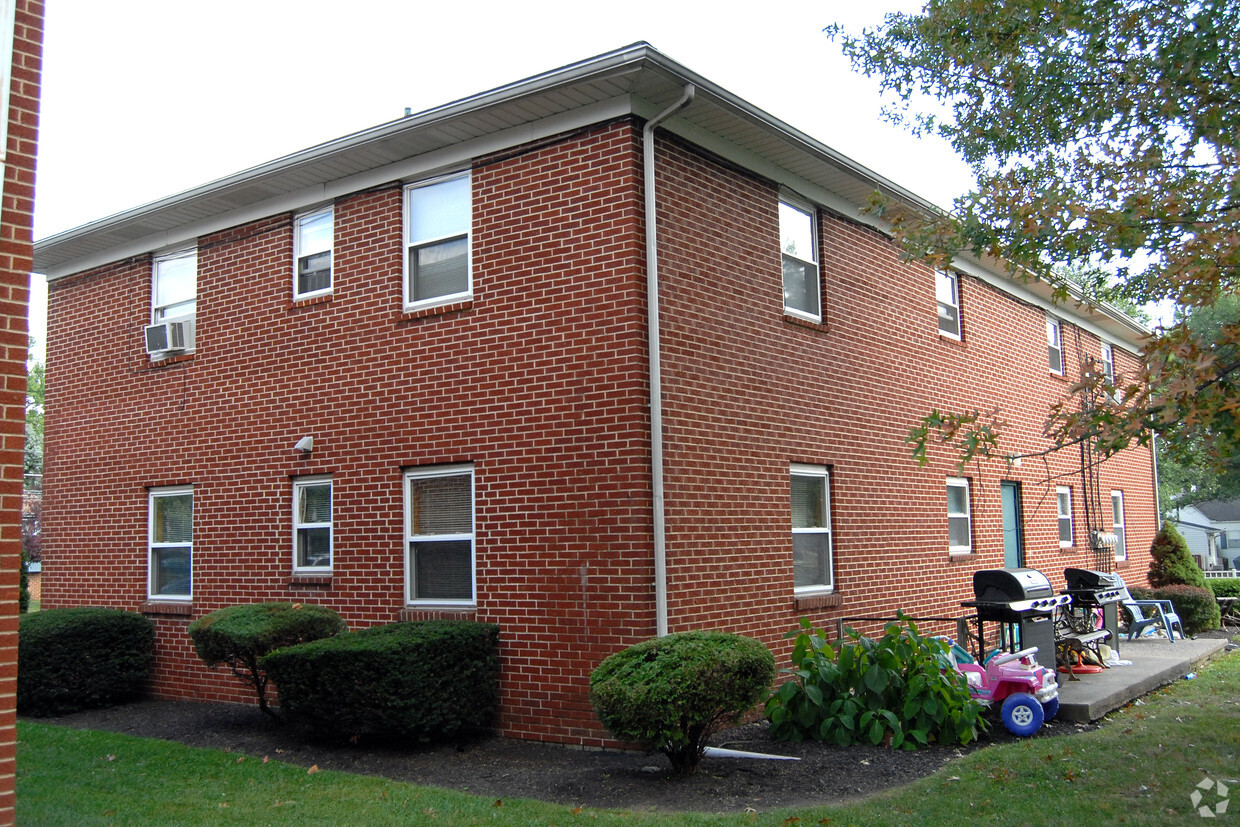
[{"x1": 1055, "y1": 635, "x2": 1231, "y2": 722}]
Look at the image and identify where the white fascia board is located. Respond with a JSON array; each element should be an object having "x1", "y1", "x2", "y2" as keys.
[{"x1": 42, "y1": 97, "x2": 634, "y2": 281}]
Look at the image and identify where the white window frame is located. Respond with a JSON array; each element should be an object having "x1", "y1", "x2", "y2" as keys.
[
  {"x1": 293, "y1": 205, "x2": 333, "y2": 300},
  {"x1": 148, "y1": 485, "x2": 193, "y2": 601},
  {"x1": 403, "y1": 172, "x2": 472, "y2": 312},
  {"x1": 152, "y1": 247, "x2": 197, "y2": 324},
  {"x1": 791, "y1": 464, "x2": 833, "y2": 593},
  {"x1": 1057, "y1": 486, "x2": 1074, "y2": 547},
  {"x1": 293, "y1": 475, "x2": 332, "y2": 572},
  {"x1": 1100, "y1": 341, "x2": 1116, "y2": 392},
  {"x1": 779, "y1": 197, "x2": 821, "y2": 323},
  {"x1": 1111, "y1": 490, "x2": 1127, "y2": 561},
  {"x1": 404, "y1": 464, "x2": 476, "y2": 606},
  {"x1": 936, "y1": 269, "x2": 961, "y2": 339},
  {"x1": 1047, "y1": 317, "x2": 1064, "y2": 375},
  {"x1": 946, "y1": 477, "x2": 972, "y2": 554}
]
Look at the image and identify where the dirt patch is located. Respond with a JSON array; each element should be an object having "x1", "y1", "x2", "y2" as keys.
[{"x1": 37, "y1": 700, "x2": 1096, "y2": 813}]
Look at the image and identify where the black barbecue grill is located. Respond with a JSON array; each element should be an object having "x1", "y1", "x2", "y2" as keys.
[
  {"x1": 1062, "y1": 567, "x2": 1126, "y2": 654},
  {"x1": 962, "y1": 568, "x2": 1070, "y2": 671}
]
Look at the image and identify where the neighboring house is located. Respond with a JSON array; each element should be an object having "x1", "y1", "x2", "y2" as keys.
[
  {"x1": 34, "y1": 44, "x2": 1158, "y2": 746},
  {"x1": 1175, "y1": 499, "x2": 1240, "y2": 571}
]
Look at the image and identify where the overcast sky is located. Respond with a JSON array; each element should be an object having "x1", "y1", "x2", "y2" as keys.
[{"x1": 30, "y1": 0, "x2": 976, "y2": 354}]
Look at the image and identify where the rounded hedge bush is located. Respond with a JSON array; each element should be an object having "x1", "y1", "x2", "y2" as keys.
[
  {"x1": 18, "y1": 607, "x2": 154, "y2": 716},
  {"x1": 589, "y1": 630, "x2": 775, "y2": 776},
  {"x1": 1130, "y1": 584, "x2": 1220, "y2": 636},
  {"x1": 260, "y1": 620, "x2": 500, "y2": 742},
  {"x1": 188, "y1": 602, "x2": 346, "y2": 717}
]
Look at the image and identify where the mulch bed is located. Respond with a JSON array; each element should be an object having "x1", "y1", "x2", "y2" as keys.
[{"x1": 37, "y1": 699, "x2": 1095, "y2": 813}]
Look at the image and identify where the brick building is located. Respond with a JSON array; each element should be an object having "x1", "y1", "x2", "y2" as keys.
[
  {"x1": 34, "y1": 44, "x2": 1155, "y2": 746},
  {"x1": 0, "y1": 0, "x2": 40, "y2": 820}
]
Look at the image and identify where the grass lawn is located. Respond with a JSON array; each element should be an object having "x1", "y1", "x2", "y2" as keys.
[{"x1": 18, "y1": 647, "x2": 1240, "y2": 825}]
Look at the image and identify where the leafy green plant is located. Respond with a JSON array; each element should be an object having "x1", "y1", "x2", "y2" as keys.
[
  {"x1": 1147, "y1": 521, "x2": 1209, "y2": 590},
  {"x1": 18, "y1": 607, "x2": 154, "y2": 716},
  {"x1": 765, "y1": 613, "x2": 984, "y2": 749},
  {"x1": 188, "y1": 602, "x2": 346, "y2": 719},
  {"x1": 1129, "y1": 584, "x2": 1220, "y2": 636},
  {"x1": 261, "y1": 620, "x2": 500, "y2": 743},
  {"x1": 589, "y1": 631, "x2": 775, "y2": 777},
  {"x1": 1207, "y1": 578, "x2": 1240, "y2": 599}
]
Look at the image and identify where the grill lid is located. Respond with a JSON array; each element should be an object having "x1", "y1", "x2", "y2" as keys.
[
  {"x1": 1064, "y1": 567, "x2": 1121, "y2": 591},
  {"x1": 972, "y1": 567, "x2": 1055, "y2": 603}
]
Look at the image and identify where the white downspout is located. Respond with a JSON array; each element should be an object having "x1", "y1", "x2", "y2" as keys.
[{"x1": 644, "y1": 84, "x2": 695, "y2": 638}]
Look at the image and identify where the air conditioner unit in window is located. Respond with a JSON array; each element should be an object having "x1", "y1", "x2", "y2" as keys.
[{"x1": 144, "y1": 316, "x2": 195, "y2": 356}]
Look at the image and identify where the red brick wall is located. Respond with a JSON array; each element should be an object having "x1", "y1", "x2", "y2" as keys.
[
  {"x1": 45, "y1": 120, "x2": 652, "y2": 744},
  {"x1": 43, "y1": 118, "x2": 1158, "y2": 747},
  {"x1": 652, "y1": 135, "x2": 1156, "y2": 656},
  {"x1": 0, "y1": 2, "x2": 39, "y2": 822}
]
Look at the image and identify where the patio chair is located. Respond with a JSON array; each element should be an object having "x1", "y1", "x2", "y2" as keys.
[{"x1": 1115, "y1": 575, "x2": 1184, "y2": 641}]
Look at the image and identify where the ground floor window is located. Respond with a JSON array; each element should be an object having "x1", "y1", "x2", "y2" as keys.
[
  {"x1": 149, "y1": 486, "x2": 192, "y2": 599},
  {"x1": 791, "y1": 464, "x2": 833, "y2": 591},
  {"x1": 1057, "y1": 486, "x2": 1074, "y2": 547},
  {"x1": 294, "y1": 476, "x2": 332, "y2": 571},
  {"x1": 404, "y1": 464, "x2": 475, "y2": 604},
  {"x1": 1111, "y1": 490, "x2": 1126, "y2": 561},
  {"x1": 947, "y1": 477, "x2": 972, "y2": 554}
]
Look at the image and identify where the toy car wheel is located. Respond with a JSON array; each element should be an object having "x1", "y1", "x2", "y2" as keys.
[
  {"x1": 1000, "y1": 692, "x2": 1044, "y2": 737},
  {"x1": 1041, "y1": 696, "x2": 1059, "y2": 722}
]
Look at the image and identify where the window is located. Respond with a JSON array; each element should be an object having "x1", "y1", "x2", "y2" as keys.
[
  {"x1": 791, "y1": 465, "x2": 833, "y2": 591},
  {"x1": 294, "y1": 207, "x2": 332, "y2": 298},
  {"x1": 946, "y1": 477, "x2": 972, "y2": 554},
  {"x1": 1111, "y1": 490, "x2": 1126, "y2": 561},
  {"x1": 780, "y1": 198, "x2": 820, "y2": 322},
  {"x1": 152, "y1": 248, "x2": 197, "y2": 323},
  {"x1": 936, "y1": 269, "x2": 961, "y2": 338},
  {"x1": 405, "y1": 465, "x2": 474, "y2": 603},
  {"x1": 404, "y1": 173, "x2": 470, "y2": 309},
  {"x1": 293, "y1": 476, "x2": 332, "y2": 571},
  {"x1": 149, "y1": 486, "x2": 192, "y2": 599},
  {"x1": 1047, "y1": 317, "x2": 1063, "y2": 375},
  {"x1": 1100, "y1": 341, "x2": 1116, "y2": 392},
  {"x1": 1057, "y1": 486, "x2": 1073, "y2": 547}
]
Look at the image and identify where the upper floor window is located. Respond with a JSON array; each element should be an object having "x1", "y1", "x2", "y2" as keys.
[
  {"x1": 936, "y1": 269, "x2": 961, "y2": 338},
  {"x1": 1110, "y1": 490, "x2": 1127, "y2": 561},
  {"x1": 152, "y1": 248, "x2": 197, "y2": 323},
  {"x1": 294, "y1": 207, "x2": 333, "y2": 299},
  {"x1": 1046, "y1": 317, "x2": 1063, "y2": 375},
  {"x1": 149, "y1": 486, "x2": 192, "y2": 600},
  {"x1": 293, "y1": 476, "x2": 332, "y2": 571},
  {"x1": 791, "y1": 464, "x2": 833, "y2": 592},
  {"x1": 1100, "y1": 341, "x2": 1116, "y2": 388},
  {"x1": 404, "y1": 173, "x2": 471, "y2": 310},
  {"x1": 947, "y1": 477, "x2": 972, "y2": 554},
  {"x1": 1057, "y1": 486, "x2": 1073, "y2": 546},
  {"x1": 780, "y1": 198, "x2": 820, "y2": 322},
  {"x1": 405, "y1": 464, "x2": 475, "y2": 604}
]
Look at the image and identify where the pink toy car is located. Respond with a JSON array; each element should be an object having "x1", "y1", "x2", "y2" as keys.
[{"x1": 953, "y1": 646, "x2": 1059, "y2": 736}]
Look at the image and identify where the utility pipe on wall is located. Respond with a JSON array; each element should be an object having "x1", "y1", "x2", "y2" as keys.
[{"x1": 644, "y1": 84, "x2": 695, "y2": 638}]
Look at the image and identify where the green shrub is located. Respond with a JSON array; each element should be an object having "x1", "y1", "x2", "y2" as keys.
[
  {"x1": 1129, "y1": 584, "x2": 1220, "y2": 635},
  {"x1": 188, "y1": 602, "x2": 346, "y2": 718},
  {"x1": 1207, "y1": 578, "x2": 1240, "y2": 599},
  {"x1": 1148, "y1": 521, "x2": 1209, "y2": 589},
  {"x1": 764, "y1": 613, "x2": 984, "y2": 749},
  {"x1": 589, "y1": 630, "x2": 775, "y2": 777},
  {"x1": 261, "y1": 620, "x2": 499, "y2": 742},
  {"x1": 18, "y1": 607, "x2": 154, "y2": 716}
]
